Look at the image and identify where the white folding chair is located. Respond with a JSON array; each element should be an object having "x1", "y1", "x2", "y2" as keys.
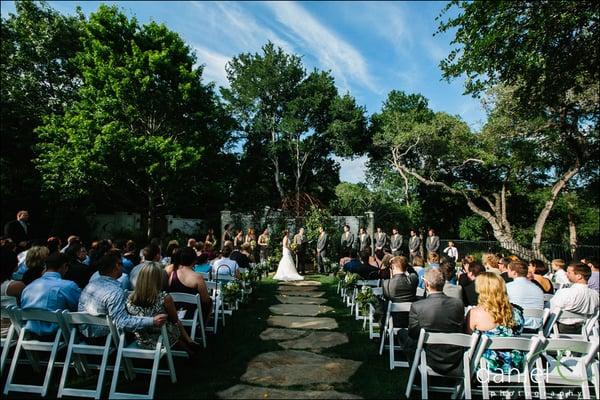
[
  {"x1": 3, "y1": 308, "x2": 70, "y2": 397},
  {"x1": 367, "y1": 287, "x2": 384, "y2": 339},
  {"x1": 353, "y1": 280, "x2": 381, "y2": 320},
  {"x1": 168, "y1": 292, "x2": 206, "y2": 351},
  {"x1": 108, "y1": 323, "x2": 177, "y2": 399},
  {"x1": 405, "y1": 329, "x2": 482, "y2": 400},
  {"x1": 552, "y1": 310, "x2": 599, "y2": 340},
  {"x1": 416, "y1": 287, "x2": 425, "y2": 297},
  {"x1": 535, "y1": 338, "x2": 600, "y2": 400},
  {"x1": 475, "y1": 336, "x2": 545, "y2": 400},
  {"x1": 204, "y1": 281, "x2": 224, "y2": 333},
  {"x1": 0, "y1": 304, "x2": 18, "y2": 375},
  {"x1": 378, "y1": 300, "x2": 412, "y2": 369},
  {"x1": 57, "y1": 311, "x2": 116, "y2": 399}
]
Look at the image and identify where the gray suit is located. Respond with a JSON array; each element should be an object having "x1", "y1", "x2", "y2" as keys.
[
  {"x1": 317, "y1": 232, "x2": 328, "y2": 273},
  {"x1": 357, "y1": 233, "x2": 371, "y2": 252},
  {"x1": 390, "y1": 234, "x2": 403, "y2": 256},
  {"x1": 408, "y1": 235, "x2": 421, "y2": 262},
  {"x1": 374, "y1": 232, "x2": 388, "y2": 250},
  {"x1": 340, "y1": 232, "x2": 354, "y2": 255},
  {"x1": 426, "y1": 235, "x2": 440, "y2": 254}
]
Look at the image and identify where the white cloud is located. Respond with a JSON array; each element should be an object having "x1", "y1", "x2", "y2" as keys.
[
  {"x1": 333, "y1": 155, "x2": 369, "y2": 184},
  {"x1": 193, "y1": 45, "x2": 230, "y2": 88},
  {"x1": 263, "y1": 1, "x2": 379, "y2": 94}
]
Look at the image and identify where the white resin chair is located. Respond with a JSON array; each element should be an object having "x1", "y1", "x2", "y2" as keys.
[
  {"x1": 378, "y1": 300, "x2": 413, "y2": 369},
  {"x1": 0, "y1": 303, "x2": 18, "y2": 375},
  {"x1": 168, "y1": 292, "x2": 206, "y2": 351}
]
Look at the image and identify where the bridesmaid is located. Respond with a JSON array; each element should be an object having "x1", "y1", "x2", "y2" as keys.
[
  {"x1": 258, "y1": 228, "x2": 270, "y2": 263},
  {"x1": 245, "y1": 228, "x2": 258, "y2": 263},
  {"x1": 204, "y1": 228, "x2": 217, "y2": 249},
  {"x1": 233, "y1": 229, "x2": 244, "y2": 250}
]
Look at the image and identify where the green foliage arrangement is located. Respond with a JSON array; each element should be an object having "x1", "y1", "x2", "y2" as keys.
[{"x1": 356, "y1": 285, "x2": 378, "y2": 315}]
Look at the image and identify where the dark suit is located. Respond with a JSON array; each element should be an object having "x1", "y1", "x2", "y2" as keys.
[
  {"x1": 316, "y1": 232, "x2": 328, "y2": 273},
  {"x1": 425, "y1": 235, "x2": 440, "y2": 254},
  {"x1": 293, "y1": 233, "x2": 308, "y2": 274},
  {"x1": 340, "y1": 232, "x2": 354, "y2": 256},
  {"x1": 357, "y1": 233, "x2": 371, "y2": 253},
  {"x1": 381, "y1": 272, "x2": 418, "y2": 329},
  {"x1": 390, "y1": 234, "x2": 403, "y2": 256},
  {"x1": 462, "y1": 281, "x2": 479, "y2": 306},
  {"x1": 405, "y1": 292, "x2": 465, "y2": 376},
  {"x1": 374, "y1": 232, "x2": 388, "y2": 251},
  {"x1": 64, "y1": 261, "x2": 94, "y2": 289},
  {"x1": 4, "y1": 219, "x2": 29, "y2": 244}
]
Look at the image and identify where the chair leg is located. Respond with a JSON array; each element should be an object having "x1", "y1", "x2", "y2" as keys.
[
  {"x1": 582, "y1": 381, "x2": 591, "y2": 400},
  {"x1": 421, "y1": 359, "x2": 428, "y2": 400},
  {"x1": 94, "y1": 335, "x2": 112, "y2": 400},
  {"x1": 109, "y1": 336, "x2": 125, "y2": 398},
  {"x1": 388, "y1": 328, "x2": 395, "y2": 370},
  {"x1": 40, "y1": 331, "x2": 62, "y2": 397},
  {"x1": 3, "y1": 328, "x2": 25, "y2": 395},
  {"x1": 147, "y1": 342, "x2": 162, "y2": 398},
  {"x1": 57, "y1": 332, "x2": 77, "y2": 398},
  {"x1": 0, "y1": 324, "x2": 14, "y2": 375}
]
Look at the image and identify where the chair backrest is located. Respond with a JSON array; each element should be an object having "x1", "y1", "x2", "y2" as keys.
[
  {"x1": 522, "y1": 308, "x2": 545, "y2": 319},
  {"x1": 214, "y1": 264, "x2": 232, "y2": 278},
  {"x1": 197, "y1": 271, "x2": 211, "y2": 281},
  {"x1": 168, "y1": 292, "x2": 200, "y2": 305},
  {"x1": 61, "y1": 311, "x2": 109, "y2": 327},
  {"x1": 388, "y1": 301, "x2": 412, "y2": 313},
  {"x1": 19, "y1": 308, "x2": 70, "y2": 342},
  {"x1": 1, "y1": 295, "x2": 17, "y2": 307},
  {"x1": 543, "y1": 293, "x2": 554, "y2": 302},
  {"x1": 482, "y1": 335, "x2": 544, "y2": 366},
  {"x1": 543, "y1": 308, "x2": 562, "y2": 338},
  {"x1": 372, "y1": 287, "x2": 383, "y2": 297},
  {"x1": 357, "y1": 280, "x2": 380, "y2": 287},
  {"x1": 541, "y1": 338, "x2": 600, "y2": 366}
]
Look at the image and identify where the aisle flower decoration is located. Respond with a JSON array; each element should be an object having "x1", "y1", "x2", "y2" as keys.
[
  {"x1": 355, "y1": 285, "x2": 378, "y2": 315},
  {"x1": 221, "y1": 280, "x2": 242, "y2": 304},
  {"x1": 342, "y1": 272, "x2": 359, "y2": 289}
]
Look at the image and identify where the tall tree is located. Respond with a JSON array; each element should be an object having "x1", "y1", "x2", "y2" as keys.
[
  {"x1": 35, "y1": 5, "x2": 233, "y2": 237},
  {"x1": 222, "y1": 42, "x2": 367, "y2": 214}
]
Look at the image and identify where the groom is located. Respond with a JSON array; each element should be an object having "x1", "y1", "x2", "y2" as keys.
[
  {"x1": 316, "y1": 226, "x2": 328, "y2": 274},
  {"x1": 293, "y1": 227, "x2": 308, "y2": 274}
]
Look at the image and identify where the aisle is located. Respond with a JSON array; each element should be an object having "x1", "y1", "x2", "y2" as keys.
[{"x1": 218, "y1": 280, "x2": 362, "y2": 399}]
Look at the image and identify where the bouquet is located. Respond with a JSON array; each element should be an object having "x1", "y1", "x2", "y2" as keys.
[
  {"x1": 356, "y1": 285, "x2": 378, "y2": 315},
  {"x1": 342, "y1": 272, "x2": 359, "y2": 289},
  {"x1": 290, "y1": 242, "x2": 298, "y2": 252},
  {"x1": 221, "y1": 280, "x2": 242, "y2": 304},
  {"x1": 250, "y1": 240, "x2": 257, "y2": 250}
]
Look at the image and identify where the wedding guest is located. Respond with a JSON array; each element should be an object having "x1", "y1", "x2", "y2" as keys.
[
  {"x1": 378, "y1": 253, "x2": 394, "y2": 280},
  {"x1": 127, "y1": 262, "x2": 201, "y2": 356},
  {"x1": 498, "y1": 257, "x2": 513, "y2": 283},
  {"x1": 417, "y1": 252, "x2": 440, "y2": 289},
  {"x1": 589, "y1": 259, "x2": 599, "y2": 291},
  {"x1": 257, "y1": 229, "x2": 270, "y2": 263},
  {"x1": 233, "y1": 229, "x2": 244, "y2": 250},
  {"x1": 369, "y1": 249, "x2": 386, "y2": 270},
  {"x1": 357, "y1": 250, "x2": 380, "y2": 279},
  {"x1": 440, "y1": 262, "x2": 463, "y2": 303},
  {"x1": 483, "y1": 253, "x2": 501, "y2": 275},
  {"x1": 46, "y1": 236, "x2": 62, "y2": 254},
  {"x1": 550, "y1": 259, "x2": 569, "y2": 286},
  {"x1": 201, "y1": 241, "x2": 217, "y2": 261},
  {"x1": 204, "y1": 228, "x2": 217, "y2": 249},
  {"x1": 506, "y1": 260, "x2": 544, "y2": 331},
  {"x1": 187, "y1": 238, "x2": 197, "y2": 249},
  {"x1": 0, "y1": 247, "x2": 25, "y2": 304},
  {"x1": 64, "y1": 243, "x2": 94, "y2": 289},
  {"x1": 230, "y1": 243, "x2": 251, "y2": 270},
  {"x1": 442, "y1": 241, "x2": 459, "y2": 263},
  {"x1": 465, "y1": 273, "x2": 524, "y2": 374},
  {"x1": 131, "y1": 244, "x2": 168, "y2": 290},
  {"x1": 425, "y1": 228, "x2": 440, "y2": 257},
  {"x1": 165, "y1": 247, "x2": 213, "y2": 322},
  {"x1": 381, "y1": 256, "x2": 418, "y2": 330},
  {"x1": 90, "y1": 249, "x2": 131, "y2": 290},
  {"x1": 123, "y1": 240, "x2": 141, "y2": 267},
  {"x1": 19, "y1": 245, "x2": 50, "y2": 285},
  {"x1": 528, "y1": 259, "x2": 553, "y2": 294},
  {"x1": 550, "y1": 262, "x2": 599, "y2": 333},
  {"x1": 461, "y1": 261, "x2": 486, "y2": 306},
  {"x1": 61, "y1": 235, "x2": 80, "y2": 253},
  {"x1": 212, "y1": 241, "x2": 240, "y2": 278},
  {"x1": 342, "y1": 248, "x2": 361, "y2": 273},
  {"x1": 221, "y1": 224, "x2": 233, "y2": 250},
  {"x1": 162, "y1": 240, "x2": 180, "y2": 265},
  {"x1": 457, "y1": 255, "x2": 476, "y2": 287},
  {"x1": 193, "y1": 253, "x2": 212, "y2": 274}
]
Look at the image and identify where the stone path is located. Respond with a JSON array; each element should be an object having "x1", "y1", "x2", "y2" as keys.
[{"x1": 217, "y1": 279, "x2": 362, "y2": 399}]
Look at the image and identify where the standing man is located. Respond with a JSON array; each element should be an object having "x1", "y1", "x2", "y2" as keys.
[
  {"x1": 293, "y1": 227, "x2": 308, "y2": 274},
  {"x1": 425, "y1": 228, "x2": 440, "y2": 258},
  {"x1": 4, "y1": 210, "x2": 30, "y2": 250},
  {"x1": 390, "y1": 228, "x2": 403, "y2": 256},
  {"x1": 374, "y1": 227, "x2": 388, "y2": 253},
  {"x1": 340, "y1": 225, "x2": 354, "y2": 257},
  {"x1": 357, "y1": 227, "x2": 371, "y2": 253},
  {"x1": 443, "y1": 241, "x2": 459, "y2": 263},
  {"x1": 408, "y1": 229, "x2": 421, "y2": 263},
  {"x1": 316, "y1": 226, "x2": 328, "y2": 274}
]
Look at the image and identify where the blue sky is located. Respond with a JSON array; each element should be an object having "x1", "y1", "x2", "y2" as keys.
[{"x1": 1, "y1": 1, "x2": 486, "y2": 183}]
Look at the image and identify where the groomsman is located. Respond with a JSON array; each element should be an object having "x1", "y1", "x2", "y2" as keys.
[
  {"x1": 357, "y1": 227, "x2": 371, "y2": 253},
  {"x1": 426, "y1": 228, "x2": 440, "y2": 257},
  {"x1": 374, "y1": 227, "x2": 388, "y2": 252},
  {"x1": 293, "y1": 227, "x2": 308, "y2": 274},
  {"x1": 408, "y1": 229, "x2": 421, "y2": 263},
  {"x1": 316, "y1": 226, "x2": 328, "y2": 273},
  {"x1": 390, "y1": 228, "x2": 403, "y2": 256},
  {"x1": 340, "y1": 225, "x2": 354, "y2": 257}
]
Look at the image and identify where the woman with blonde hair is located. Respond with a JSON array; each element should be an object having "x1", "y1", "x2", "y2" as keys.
[
  {"x1": 465, "y1": 272, "x2": 524, "y2": 374},
  {"x1": 19, "y1": 245, "x2": 50, "y2": 285},
  {"x1": 126, "y1": 262, "x2": 201, "y2": 356}
]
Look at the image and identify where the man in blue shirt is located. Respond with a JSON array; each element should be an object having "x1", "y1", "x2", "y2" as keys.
[
  {"x1": 20, "y1": 252, "x2": 81, "y2": 337},
  {"x1": 506, "y1": 260, "x2": 544, "y2": 331}
]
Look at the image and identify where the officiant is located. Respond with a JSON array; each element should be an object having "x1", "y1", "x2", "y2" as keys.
[{"x1": 293, "y1": 227, "x2": 308, "y2": 274}]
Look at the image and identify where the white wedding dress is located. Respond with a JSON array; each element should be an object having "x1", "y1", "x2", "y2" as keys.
[{"x1": 273, "y1": 238, "x2": 304, "y2": 281}]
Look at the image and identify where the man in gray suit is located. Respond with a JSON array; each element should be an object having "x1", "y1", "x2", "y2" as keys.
[
  {"x1": 408, "y1": 229, "x2": 421, "y2": 263},
  {"x1": 425, "y1": 228, "x2": 440, "y2": 257},
  {"x1": 403, "y1": 268, "x2": 465, "y2": 376},
  {"x1": 389, "y1": 227, "x2": 403, "y2": 256},
  {"x1": 340, "y1": 225, "x2": 354, "y2": 257},
  {"x1": 357, "y1": 227, "x2": 371, "y2": 253},
  {"x1": 374, "y1": 227, "x2": 388, "y2": 252},
  {"x1": 316, "y1": 226, "x2": 328, "y2": 274}
]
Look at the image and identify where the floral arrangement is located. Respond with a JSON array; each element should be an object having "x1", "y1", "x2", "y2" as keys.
[
  {"x1": 355, "y1": 285, "x2": 378, "y2": 315},
  {"x1": 342, "y1": 272, "x2": 359, "y2": 289},
  {"x1": 289, "y1": 242, "x2": 298, "y2": 252},
  {"x1": 336, "y1": 270, "x2": 347, "y2": 281},
  {"x1": 221, "y1": 280, "x2": 242, "y2": 304},
  {"x1": 250, "y1": 240, "x2": 257, "y2": 250},
  {"x1": 240, "y1": 270, "x2": 257, "y2": 286}
]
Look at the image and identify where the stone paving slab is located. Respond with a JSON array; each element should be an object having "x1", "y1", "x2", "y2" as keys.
[
  {"x1": 279, "y1": 280, "x2": 322, "y2": 287},
  {"x1": 275, "y1": 295, "x2": 328, "y2": 305},
  {"x1": 259, "y1": 328, "x2": 306, "y2": 341},
  {"x1": 217, "y1": 384, "x2": 361, "y2": 399},
  {"x1": 278, "y1": 285, "x2": 320, "y2": 292},
  {"x1": 277, "y1": 290, "x2": 325, "y2": 297},
  {"x1": 279, "y1": 331, "x2": 349, "y2": 351},
  {"x1": 269, "y1": 303, "x2": 333, "y2": 317},
  {"x1": 240, "y1": 350, "x2": 361, "y2": 387},
  {"x1": 268, "y1": 315, "x2": 338, "y2": 330}
]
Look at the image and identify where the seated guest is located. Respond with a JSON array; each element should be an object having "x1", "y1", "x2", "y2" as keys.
[
  {"x1": 457, "y1": 255, "x2": 475, "y2": 287},
  {"x1": 461, "y1": 261, "x2": 486, "y2": 307},
  {"x1": 528, "y1": 259, "x2": 553, "y2": 294},
  {"x1": 342, "y1": 248, "x2": 362, "y2": 273},
  {"x1": 378, "y1": 253, "x2": 394, "y2": 280},
  {"x1": 589, "y1": 259, "x2": 599, "y2": 291},
  {"x1": 64, "y1": 243, "x2": 94, "y2": 289},
  {"x1": 212, "y1": 241, "x2": 240, "y2": 278},
  {"x1": 404, "y1": 268, "x2": 465, "y2": 375},
  {"x1": 550, "y1": 262, "x2": 599, "y2": 334},
  {"x1": 193, "y1": 253, "x2": 212, "y2": 274},
  {"x1": 166, "y1": 247, "x2": 213, "y2": 322},
  {"x1": 126, "y1": 262, "x2": 201, "y2": 356},
  {"x1": 46, "y1": 236, "x2": 62, "y2": 254},
  {"x1": 506, "y1": 260, "x2": 544, "y2": 331},
  {"x1": 131, "y1": 244, "x2": 168, "y2": 290},
  {"x1": 369, "y1": 249, "x2": 386, "y2": 269},
  {"x1": 161, "y1": 240, "x2": 179, "y2": 265},
  {"x1": 483, "y1": 253, "x2": 501, "y2": 275},
  {"x1": 201, "y1": 241, "x2": 217, "y2": 261},
  {"x1": 548, "y1": 258, "x2": 569, "y2": 286},
  {"x1": 440, "y1": 262, "x2": 463, "y2": 303},
  {"x1": 357, "y1": 250, "x2": 380, "y2": 279},
  {"x1": 91, "y1": 249, "x2": 131, "y2": 290},
  {"x1": 14, "y1": 245, "x2": 49, "y2": 284},
  {"x1": 21, "y1": 253, "x2": 81, "y2": 337},
  {"x1": 498, "y1": 257, "x2": 513, "y2": 283},
  {"x1": 338, "y1": 249, "x2": 352, "y2": 269},
  {"x1": 230, "y1": 243, "x2": 251, "y2": 270},
  {"x1": 418, "y1": 252, "x2": 440, "y2": 288},
  {"x1": 465, "y1": 273, "x2": 524, "y2": 374},
  {"x1": 381, "y1": 256, "x2": 418, "y2": 330},
  {"x1": 123, "y1": 240, "x2": 141, "y2": 267},
  {"x1": 0, "y1": 247, "x2": 25, "y2": 305},
  {"x1": 79, "y1": 253, "x2": 167, "y2": 340}
]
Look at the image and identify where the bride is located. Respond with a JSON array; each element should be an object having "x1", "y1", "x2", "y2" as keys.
[{"x1": 273, "y1": 230, "x2": 304, "y2": 281}]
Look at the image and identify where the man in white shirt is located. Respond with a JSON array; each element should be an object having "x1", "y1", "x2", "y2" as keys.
[
  {"x1": 506, "y1": 260, "x2": 544, "y2": 331},
  {"x1": 212, "y1": 241, "x2": 240, "y2": 278},
  {"x1": 550, "y1": 262, "x2": 599, "y2": 334},
  {"x1": 442, "y1": 241, "x2": 459, "y2": 262}
]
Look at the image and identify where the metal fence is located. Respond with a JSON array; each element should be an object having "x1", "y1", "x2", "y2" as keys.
[{"x1": 447, "y1": 239, "x2": 599, "y2": 263}]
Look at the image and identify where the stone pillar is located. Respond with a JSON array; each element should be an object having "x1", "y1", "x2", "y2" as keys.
[{"x1": 365, "y1": 210, "x2": 375, "y2": 256}]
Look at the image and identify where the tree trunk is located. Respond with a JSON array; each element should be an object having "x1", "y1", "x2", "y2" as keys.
[
  {"x1": 568, "y1": 210, "x2": 578, "y2": 259},
  {"x1": 147, "y1": 188, "x2": 154, "y2": 240}
]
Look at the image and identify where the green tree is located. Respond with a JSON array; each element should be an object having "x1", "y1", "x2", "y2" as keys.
[
  {"x1": 1, "y1": 0, "x2": 84, "y2": 224},
  {"x1": 222, "y1": 42, "x2": 367, "y2": 215},
  {"x1": 35, "y1": 5, "x2": 233, "y2": 238}
]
